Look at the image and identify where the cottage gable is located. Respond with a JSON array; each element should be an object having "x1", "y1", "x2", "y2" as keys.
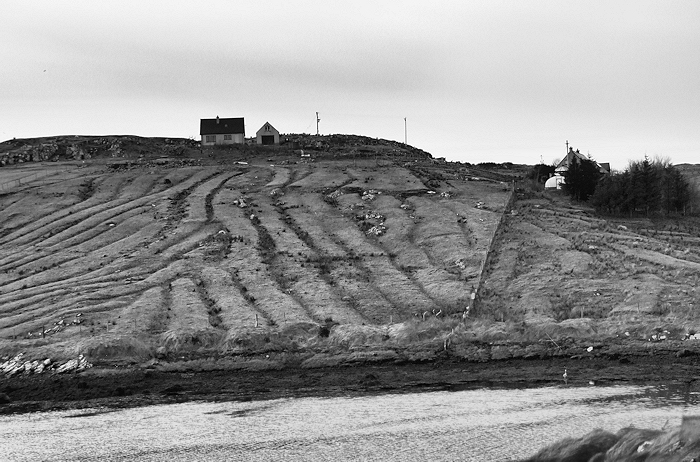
[{"x1": 256, "y1": 121, "x2": 280, "y2": 145}]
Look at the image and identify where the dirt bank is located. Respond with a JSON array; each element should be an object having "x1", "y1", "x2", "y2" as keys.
[{"x1": 2, "y1": 346, "x2": 699, "y2": 415}]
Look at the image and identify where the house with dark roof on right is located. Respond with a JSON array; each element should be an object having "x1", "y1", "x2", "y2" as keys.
[
  {"x1": 546, "y1": 147, "x2": 609, "y2": 190},
  {"x1": 555, "y1": 147, "x2": 610, "y2": 175},
  {"x1": 200, "y1": 116, "x2": 245, "y2": 146}
]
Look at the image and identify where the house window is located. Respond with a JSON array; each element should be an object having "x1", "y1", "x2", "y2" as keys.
[
  {"x1": 224, "y1": 134, "x2": 232, "y2": 140},
  {"x1": 205, "y1": 135, "x2": 216, "y2": 142}
]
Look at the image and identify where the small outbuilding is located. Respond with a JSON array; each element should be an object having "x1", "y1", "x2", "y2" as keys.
[
  {"x1": 256, "y1": 122, "x2": 280, "y2": 145},
  {"x1": 545, "y1": 174, "x2": 565, "y2": 190},
  {"x1": 200, "y1": 116, "x2": 245, "y2": 146}
]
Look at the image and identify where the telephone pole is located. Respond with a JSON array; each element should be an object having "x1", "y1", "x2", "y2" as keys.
[
  {"x1": 404, "y1": 117, "x2": 407, "y2": 145},
  {"x1": 316, "y1": 112, "x2": 320, "y2": 136}
]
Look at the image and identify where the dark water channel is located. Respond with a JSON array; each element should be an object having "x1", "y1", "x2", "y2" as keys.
[{"x1": 1, "y1": 384, "x2": 698, "y2": 461}]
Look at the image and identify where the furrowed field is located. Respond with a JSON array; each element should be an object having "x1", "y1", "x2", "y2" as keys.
[
  {"x1": 0, "y1": 140, "x2": 512, "y2": 364},
  {"x1": 4, "y1": 135, "x2": 700, "y2": 375}
]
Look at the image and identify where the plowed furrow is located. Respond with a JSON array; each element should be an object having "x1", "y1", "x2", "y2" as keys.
[
  {"x1": 22, "y1": 167, "x2": 207, "y2": 241},
  {"x1": 0, "y1": 288, "x2": 143, "y2": 331},
  {"x1": 214, "y1": 189, "x2": 310, "y2": 325},
  {"x1": 0, "y1": 207, "x2": 154, "y2": 272},
  {"x1": 268, "y1": 195, "x2": 371, "y2": 323},
  {"x1": 204, "y1": 173, "x2": 242, "y2": 223},
  {"x1": 199, "y1": 267, "x2": 260, "y2": 330},
  {"x1": 291, "y1": 191, "x2": 438, "y2": 318},
  {"x1": 116, "y1": 286, "x2": 166, "y2": 335},
  {"x1": 166, "y1": 278, "x2": 212, "y2": 331},
  {"x1": 0, "y1": 169, "x2": 207, "y2": 251},
  {"x1": 250, "y1": 215, "x2": 318, "y2": 322},
  {"x1": 0, "y1": 268, "x2": 157, "y2": 308},
  {"x1": 0, "y1": 173, "x2": 133, "y2": 246},
  {"x1": 0, "y1": 222, "x2": 210, "y2": 302},
  {"x1": 179, "y1": 172, "x2": 229, "y2": 223},
  {"x1": 283, "y1": 202, "x2": 400, "y2": 322},
  {"x1": 324, "y1": 209, "x2": 436, "y2": 316},
  {"x1": 0, "y1": 274, "x2": 155, "y2": 311}
]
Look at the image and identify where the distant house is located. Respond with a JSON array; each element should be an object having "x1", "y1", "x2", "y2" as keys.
[
  {"x1": 200, "y1": 116, "x2": 245, "y2": 145},
  {"x1": 256, "y1": 122, "x2": 280, "y2": 145},
  {"x1": 547, "y1": 147, "x2": 609, "y2": 190},
  {"x1": 555, "y1": 147, "x2": 610, "y2": 175}
]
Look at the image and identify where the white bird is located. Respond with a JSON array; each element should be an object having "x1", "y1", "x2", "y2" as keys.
[{"x1": 563, "y1": 368, "x2": 568, "y2": 385}]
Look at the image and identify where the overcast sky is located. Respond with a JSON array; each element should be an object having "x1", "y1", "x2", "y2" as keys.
[{"x1": 1, "y1": 1, "x2": 698, "y2": 169}]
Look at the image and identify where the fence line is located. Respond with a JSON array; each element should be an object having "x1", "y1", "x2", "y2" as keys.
[
  {"x1": 0, "y1": 169, "x2": 71, "y2": 192},
  {"x1": 472, "y1": 181, "x2": 516, "y2": 314}
]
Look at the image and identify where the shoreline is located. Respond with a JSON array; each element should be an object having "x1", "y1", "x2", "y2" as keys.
[{"x1": 2, "y1": 350, "x2": 699, "y2": 415}]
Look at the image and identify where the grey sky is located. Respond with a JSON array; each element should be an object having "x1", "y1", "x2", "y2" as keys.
[{"x1": 2, "y1": 1, "x2": 698, "y2": 169}]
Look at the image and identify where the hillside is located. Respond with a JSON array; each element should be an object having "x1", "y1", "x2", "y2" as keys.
[
  {"x1": 0, "y1": 135, "x2": 515, "y2": 370},
  {"x1": 480, "y1": 188, "x2": 700, "y2": 326},
  {"x1": 1, "y1": 134, "x2": 700, "y2": 379}
]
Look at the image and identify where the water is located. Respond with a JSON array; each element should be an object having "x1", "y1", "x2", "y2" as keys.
[{"x1": 1, "y1": 384, "x2": 698, "y2": 461}]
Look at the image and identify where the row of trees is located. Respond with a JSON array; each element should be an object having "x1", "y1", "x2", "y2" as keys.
[
  {"x1": 559, "y1": 154, "x2": 694, "y2": 216},
  {"x1": 589, "y1": 156, "x2": 693, "y2": 216}
]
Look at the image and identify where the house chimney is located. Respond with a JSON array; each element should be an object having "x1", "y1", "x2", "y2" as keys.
[{"x1": 216, "y1": 116, "x2": 220, "y2": 124}]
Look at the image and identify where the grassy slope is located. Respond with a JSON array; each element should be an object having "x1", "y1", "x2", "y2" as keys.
[
  {"x1": 1, "y1": 135, "x2": 700, "y2": 369},
  {"x1": 479, "y1": 188, "x2": 700, "y2": 329},
  {"x1": 0, "y1": 135, "x2": 511, "y2": 365}
]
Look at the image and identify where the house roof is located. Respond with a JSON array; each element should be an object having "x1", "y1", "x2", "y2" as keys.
[
  {"x1": 256, "y1": 122, "x2": 279, "y2": 135},
  {"x1": 555, "y1": 148, "x2": 609, "y2": 174},
  {"x1": 555, "y1": 149, "x2": 588, "y2": 172},
  {"x1": 200, "y1": 117, "x2": 245, "y2": 135}
]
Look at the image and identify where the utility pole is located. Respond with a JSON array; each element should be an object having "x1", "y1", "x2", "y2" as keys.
[
  {"x1": 404, "y1": 117, "x2": 407, "y2": 145},
  {"x1": 316, "y1": 112, "x2": 320, "y2": 136}
]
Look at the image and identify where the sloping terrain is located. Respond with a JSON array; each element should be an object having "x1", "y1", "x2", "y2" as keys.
[
  {"x1": 0, "y1": 136, "x2": 511, "y2": 364},
  {"x1": 479, "y1": 187, "x2": 700, "y2": 335},
  {"x1": 3, "y1": 134, "x2": 699, "y2": 374}
]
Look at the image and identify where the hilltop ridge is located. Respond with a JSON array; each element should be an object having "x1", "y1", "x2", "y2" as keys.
[{"x1": 0, "y1": 133, "x2": 435, "y2": 166}]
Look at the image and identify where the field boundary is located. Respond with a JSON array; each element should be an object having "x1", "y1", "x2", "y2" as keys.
[
  {"x1": 0, "y1": 169, "x2": 72, "y2": 192},
  {"x1": 473, "y1": 181, "x2": 515, "y2": 312}
]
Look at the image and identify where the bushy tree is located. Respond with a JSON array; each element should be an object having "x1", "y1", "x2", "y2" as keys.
[
  {"x1": 527, "y1": 163, "x2": 555, "y2": 184},
  {"x1": 633, "y1": 155, "x2": 660, "y2": 216},
  {"x1": 590, "y1": 172, "x2": 627, "y2": 214},
  {"x1": 563, "y1": 156, "x2": 601, "y2": 201}
]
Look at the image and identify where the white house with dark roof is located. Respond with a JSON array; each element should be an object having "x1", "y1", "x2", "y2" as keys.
[
  {"x1": 256, "y1": 122, "x2": 280, "y2": 145},
  {"x1": 546, "y1": 147, "x2": 610, "y2": 190},
  {"x1": 555, "y1": 147, "x2": 610, "y2": 175},
  {"x1": 200, "y1": 116, "x2": 245, "y2": 145}
]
